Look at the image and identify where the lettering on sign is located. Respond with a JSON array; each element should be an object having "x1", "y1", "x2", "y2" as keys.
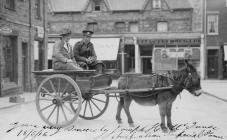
[{"x1": 138, "y1": 39, "x2": 201, "y2": 45}]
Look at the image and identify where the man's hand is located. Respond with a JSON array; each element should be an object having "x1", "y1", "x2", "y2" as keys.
[
  {"x1": 66, "y1": 59, "x2": 73, "y2": 63},
  {"x1": 86, "y1": 58, "x2": 93, "y2": 64}
]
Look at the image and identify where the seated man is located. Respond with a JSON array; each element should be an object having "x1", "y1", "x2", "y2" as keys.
[
  {"x1": 52, "y1": 28, "x2": 83, "y2": 70},
  {"x1": 73, "y1": 30, "x2": 104, "y2": 73}
]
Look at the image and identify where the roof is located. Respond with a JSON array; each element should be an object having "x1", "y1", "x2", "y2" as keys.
[
  {"x1": 165, "y1": 0, "x2": 192, "y2": 9},
  {"x1": 48, "y1": 0, "x2": 192, "y2": 12},
  {"x1": 107, "y1": 0, "x2": 147, "y2": 11},
  {"x1": 48, "y1": 0, "x2": 89, "y2": 12}
]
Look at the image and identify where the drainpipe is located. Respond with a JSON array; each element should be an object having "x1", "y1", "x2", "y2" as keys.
[
  {"x1": 29, "y1": 0, "x2": 32, "y2": 91},
  {"x1": 0, "y1": 36, "x2": 1, "y2": 96},
  {"x1": 43, "y1": 0, "x2": 47, "y2": 69}
]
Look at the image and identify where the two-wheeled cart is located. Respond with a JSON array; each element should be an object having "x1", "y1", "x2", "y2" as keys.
[{"x1": 33, "y1": 70, "x2": 172, "y2": 127}]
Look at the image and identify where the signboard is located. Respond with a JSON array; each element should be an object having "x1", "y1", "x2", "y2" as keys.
[
  {"x1": 0, "y1": 24, "x2": 12, "y2": 34},
  {"x1": 138, "y1": 39, "x2": 201, "y2": 45},
  {"x1": 36, "y1": 26, "x2": 44, "y2": 38},
  {"x1": 161, "y1": 48, "x2": 192, "y2": 58},
  {"x1": 224, "y1": 45, "x2": 227, "y2": 61}
]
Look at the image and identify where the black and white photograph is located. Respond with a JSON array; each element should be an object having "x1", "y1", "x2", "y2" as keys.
[{"x1": 0, "y1": 0, "x2": 227, "y2": 139}]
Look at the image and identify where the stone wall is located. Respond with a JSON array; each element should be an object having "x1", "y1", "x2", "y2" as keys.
[{"x1": 0, "y1": 0, "x2": 46, "y2": 92}]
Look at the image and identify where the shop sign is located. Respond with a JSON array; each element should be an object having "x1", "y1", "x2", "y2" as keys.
[
  {"x1": 0, "y1": 25, "x2": 12, "y2": 34},
  {"x1": 36, "y1": 26, "x2": 44, "y2": 38},
  {"x1": 138, "y1": 39, "x2": 201, "y2": 45},
  {"x1": 161, "y1": 48, "x2": 192, "y2": 58}
]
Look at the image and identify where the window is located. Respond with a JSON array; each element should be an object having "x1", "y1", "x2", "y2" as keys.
[
  {"x1": 129, "y1": 22, "x2": 139, "y2": 33},
  {"x1": 5, "y1": 0, "x2": 15, "y2": 10},
  {"x1": 157, "y1": 22, "x2": 168, "y2": 32},
  {"x1": 35, "y1": 0, "x2": 41, "y2": 19},
  {"x1": 93, "y1": 0, "x2": 101, "y2": 11},
  {"x1": 87, "y1": 22, "x2": 98, "y2": 32},
  {"x1": 153, "y1": 0, "x2": 161, "y2": 9},
  {"x1": 207, "y1": 14, "x2": 218, "y2": 35},
  {"x1": 115, "y1": 22, "x2": 126, "y2": 32}
]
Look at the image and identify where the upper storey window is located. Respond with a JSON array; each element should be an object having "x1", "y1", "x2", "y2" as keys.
[
  {"x1": 207, "y1": 14, "x2": 218, "y2": 35},
  {"x1": 87, "y1": 22, "x2": 98, "y2": 32},
  {"x1": 93, "y1": 0, "x2": 101, "y2": 11},
  {"x1": 115, "y1": 22, "x2": 126, "y2": 32},
  {"x1": 157, "y1": 22, "x2": 168, "y2": 32},
  {"x1": 5, "y1": 0, "x2": 15, "y2": 10},
  {"x1": 35, "y1": 0, "x2": 41, "y2": 19},
  {"x1": 153, "y1": 0, "x2": 161, "y2": 9}
]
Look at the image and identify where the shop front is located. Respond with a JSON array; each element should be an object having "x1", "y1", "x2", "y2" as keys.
[
  {"x1": 0, "y1": 25, "x2": 22, "y2": 96},
  {"x1": 121, "y1": 33, "x2": 203, "y2": 75}
]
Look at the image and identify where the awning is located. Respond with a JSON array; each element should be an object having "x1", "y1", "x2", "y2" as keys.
[
  {"x1": 224, "y1": 45, "x2": 227, "y2": 61},
  {"x1": 69, "y1": 38, "x2": 120, "y2": 61}
]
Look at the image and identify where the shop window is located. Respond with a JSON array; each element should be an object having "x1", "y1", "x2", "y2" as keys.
[
  {"x1": 93, "y1": 0, "x2": 101, "y2": 11},
  {"x1": 35, "y1": 0, "x2": 41, "y2": 19},
  {"x1": 207, "y1": 14, "x2": 218, "y2": 35},
  {"x1": 87, "y1": 22, "x2": 98, "y2": 32},
  {"x1": 129, "y1": 22, "x2": 139, "y2": 33},
  {"x1": 157, "y1": 22, "x2": 168, "y2": 32},
  {"x1": 115, "y1": 22, "x2": 126, "y2": 33},
  {"x1": 153, "y1": 0, "x2": 161, "y2": 9},
  {"x1": 5, "y1": 0, "x2": 15, "y2": 10}
]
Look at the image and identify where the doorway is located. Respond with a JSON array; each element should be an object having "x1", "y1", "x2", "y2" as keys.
[
  {"x1": 142, "y1": 57, "x2": 152, "y2": 74},
  {"x1": 207, "y1": 49, "x2": 219, "y2": 78},
  {"x1": 22, "y1": 42, "x2": 29, "y2": 91}
]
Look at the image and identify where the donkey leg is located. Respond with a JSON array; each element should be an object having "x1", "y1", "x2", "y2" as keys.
[
  {"x1": 123, "y1": 96, "x2": 134, "y2": 126},
  {"x1": 116, "y1": 97, "x2": 124, "y2": 124},
  {"x1": 158, "y1": 103, "x2": 168, "y2": 133},
  {"x1": 167, "y1": 103, "x2": 175, "y2": 131}
]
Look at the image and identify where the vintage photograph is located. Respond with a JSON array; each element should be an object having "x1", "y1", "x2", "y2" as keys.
[{"x1": 0, "y1": 0, "x2": 227, "y2": 139}]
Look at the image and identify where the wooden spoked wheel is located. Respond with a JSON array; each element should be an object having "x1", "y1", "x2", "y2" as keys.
[
  {"x1": 36, "y1": 74, "x2": 82, "y2": 127},
  {"x1": 71, "y1": 92, "x2": 109, "y2": 120}
]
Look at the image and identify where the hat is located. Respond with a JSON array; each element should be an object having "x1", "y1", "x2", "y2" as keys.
[
  {"x1": 82, "y1": 30, "x2": 93, "y2": 37},
  {"x1": 60, "y1": 28, "x2": 72, "y2": 36}
]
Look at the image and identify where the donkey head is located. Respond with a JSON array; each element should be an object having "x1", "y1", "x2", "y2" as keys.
[{"x1": 183, "y1": 60, "x2": 202, "y2": 96}]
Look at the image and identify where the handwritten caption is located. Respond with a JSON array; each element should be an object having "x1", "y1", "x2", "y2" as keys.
[{"x1": 5, "y1": 122, "x2": 225, "y2": 140}]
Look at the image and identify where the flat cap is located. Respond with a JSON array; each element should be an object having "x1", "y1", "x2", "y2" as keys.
[
  {"x1": 82, "y1": 30, "x2": 93, "y2": 37},
  {"x1": 60, "y1": 28, "x2": 72, "y2": 36}
]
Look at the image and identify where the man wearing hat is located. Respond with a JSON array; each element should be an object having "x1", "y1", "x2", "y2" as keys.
[
  {"x1": 73, "y1": 30, "x2": 104, "y2": 73},
  {"x1": 52, "y1": 28, "x2": 83, "y2": 70}
]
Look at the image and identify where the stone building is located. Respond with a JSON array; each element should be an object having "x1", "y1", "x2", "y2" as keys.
[
  {"x1": 206, "y1": 0, "x2": 227, "y2": 79},
  {"x1": 47, "y1": 0, "x2": 204, "y2": 77},
  {"x1": 0, "y1": 0, "x2": 47, "y2": 96}
]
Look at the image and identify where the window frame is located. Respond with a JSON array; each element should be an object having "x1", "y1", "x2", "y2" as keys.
[
  {"x1": 157, "y1": 21, "x2": 168, "y2": 32},
  {"x1": 93, "y1": 0, "x2": 101, "y2": 11},
  {"x1": 153, "y1": 0, "x2": 161, "y2": 9},
  {"x1": 35, "y1": 0, "x2": 41, "y2": 19},
  {"x1": 5, "y1": 0, "x2": 15, "y2": 11},
  {"x1": 129, "y1": 22, "x2": 139, "y2": 33},
  {"x1": 87, "y1": 22, "x2": 98, "y2": 32},
  {"x1": 115, "y1": 22, "x2": 126, "y2": 33},
  {"x1": 207, "y1": 14, "x2": 219, "y2": 35}
]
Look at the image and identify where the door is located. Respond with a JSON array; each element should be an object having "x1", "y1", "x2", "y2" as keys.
[
  {"x1": 207, "y1": 55, "x2": 218, "y2": 78},
  {"x1": 142, "y1": 57, "x2": 152, "y2": 74},
  {"x1": 22, "y1": 42, "x2": 29, "y2": 91}
]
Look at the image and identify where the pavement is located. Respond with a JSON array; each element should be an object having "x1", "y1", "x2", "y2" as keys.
[{"x1": 0, "y1": 79, "x2": 227, "y2": 110}]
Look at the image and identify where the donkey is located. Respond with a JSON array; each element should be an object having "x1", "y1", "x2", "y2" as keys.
[{"x1": 116, "y1": 60, "x2": 202, "y2": 132}]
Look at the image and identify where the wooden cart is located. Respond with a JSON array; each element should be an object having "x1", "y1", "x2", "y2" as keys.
[{"x1": 33, "y1": 70, "x2": 172, "y2": 127}]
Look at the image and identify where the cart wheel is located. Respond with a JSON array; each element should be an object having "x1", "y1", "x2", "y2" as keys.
[
  {"x1": 36, "y1": 74, "x2": 82, "y2": 127},
  {"x1": 71, "y1": 92, "x2": 109, "y2": 120}
]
